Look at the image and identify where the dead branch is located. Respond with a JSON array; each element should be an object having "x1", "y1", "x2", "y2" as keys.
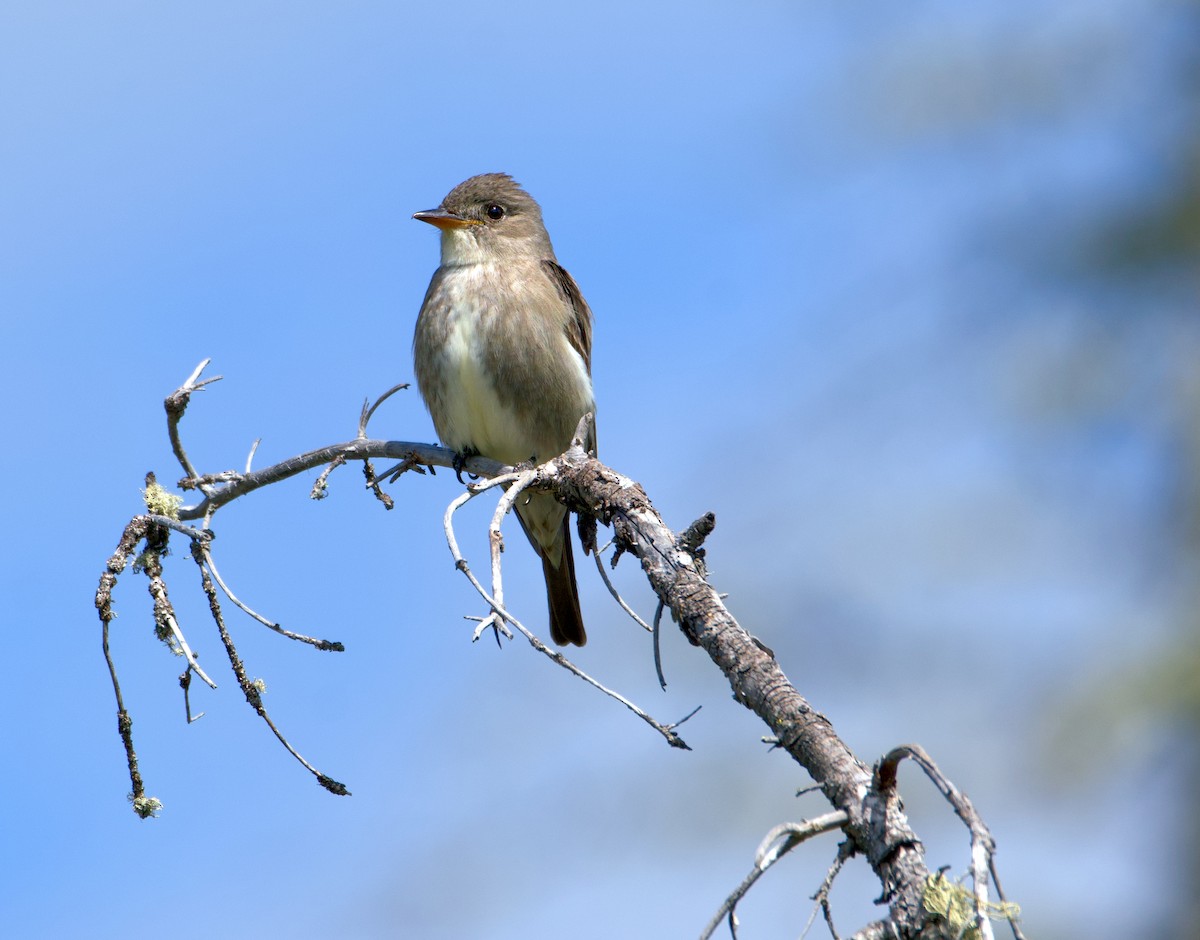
[{"x1": 93, "y1": 362, "x2": 1021, "y2": 939}]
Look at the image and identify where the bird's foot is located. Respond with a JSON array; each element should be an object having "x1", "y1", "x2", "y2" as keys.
[{"x1": 452, "y1": 449, "x2": 480, "y2": 484}]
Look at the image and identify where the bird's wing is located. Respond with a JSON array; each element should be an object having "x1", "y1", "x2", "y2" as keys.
[
  {"x1": 542, "y1": 259, "x2": 596, "y2": 453},
  {"x1": 542, "y1": 260, "x2": 593, "y2": 374}
]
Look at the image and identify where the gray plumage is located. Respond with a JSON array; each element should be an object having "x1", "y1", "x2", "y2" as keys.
[{"x1": 413, "y1": 173, "x2": 595, "y2": 646}]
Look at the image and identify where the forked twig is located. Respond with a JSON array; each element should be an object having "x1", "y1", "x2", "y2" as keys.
[
  {"x1": 802, "y1": 840, "x2": 854, "y2": 940},
  {"x1": 358, "y1": 382, "x2": 410, "y2": 438},
  {"x1": 165, "y1": 359, "x2": 223, "y2": 495},
  {"x1": 190, "y1": 541, "x2": 349, "y2": 796},
  {"x1": 441, "y1": 464, "x2": 691, "y2": 750},
  {"x1": 875, "y1": 744, "x2": 1023, "y2": 940},
  {"x1": 700, "y1": 811, "x2": 849, "y2": 940}
]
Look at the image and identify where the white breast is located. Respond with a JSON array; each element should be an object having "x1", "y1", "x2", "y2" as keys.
[{"x1": 435, "y1": 306, "x2": 535, "y2": 464}]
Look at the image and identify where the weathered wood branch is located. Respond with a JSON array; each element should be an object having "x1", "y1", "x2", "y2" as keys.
[
  {"x1": 95, "y1": 366, "x2": 1019, "y2": 938},
  {"x1": 529, "y1": 441, "x2": 942, "y2": 939}
]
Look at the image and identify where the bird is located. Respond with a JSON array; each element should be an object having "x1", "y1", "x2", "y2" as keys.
[{"x1": 412, "y1": 173, "x2": 595, "y2": 646}]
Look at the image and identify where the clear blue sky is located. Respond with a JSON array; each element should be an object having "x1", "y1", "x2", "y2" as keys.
[{"x1": 2, "y1": 2, "x2": 1194, "y2": 937}]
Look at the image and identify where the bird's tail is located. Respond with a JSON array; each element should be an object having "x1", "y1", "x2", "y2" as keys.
[{"x1": 544, "y1": 526, "x2": 586, "y2": 646}]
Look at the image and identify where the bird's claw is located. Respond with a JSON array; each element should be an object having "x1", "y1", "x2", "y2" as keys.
[{"x1": 452, "y1": 451, "x2": 474, "y2": 484}]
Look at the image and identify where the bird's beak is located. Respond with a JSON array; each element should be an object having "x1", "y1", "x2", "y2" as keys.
[{"x1": 412, "y1": 208, "x2": 480, "y2": 230}]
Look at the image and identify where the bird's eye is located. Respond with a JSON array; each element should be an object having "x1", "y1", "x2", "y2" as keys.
[{"x1": 485, "y1": 203, "x2": 505, "y2": 221}]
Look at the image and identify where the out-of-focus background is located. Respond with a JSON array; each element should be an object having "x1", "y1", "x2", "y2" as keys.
[{"x1": 3, "y1": 3, "x2": 1196, "y2": 937}]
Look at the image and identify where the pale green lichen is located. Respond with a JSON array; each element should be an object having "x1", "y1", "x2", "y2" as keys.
[
  {"x1": 141, "y1": 482, "x2": 183, "y2": 519},
  {"x1": 129, "y1": 794, "x2": 164, "y2": 819},
  {"x1": 922, "y1": 871, "x2": 1020, "y2": 939}
]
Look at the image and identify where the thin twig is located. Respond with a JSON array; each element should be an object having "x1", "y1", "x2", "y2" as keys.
[
  {"x1": 591, "y1": 541, "x2": 653, "y2": 634},
  {"x1": 443, "y1": 485, "x2": 515, "y2": 643},
  {"x1": 700, "y1": 811, "x2": 849, "y2": 940},
  {"x1": 190, "y1": 541, "x2": 349, "y2": 796},
  {"x1": 142, "y1": 540, "x2": 217, "y2": 690},
  {"x1": 802, "y1": 840, "x2": 854, "y2": 940},
  {"x1": 179, "y1": 668, "x2": 205, "y2": 723},
  {"x1": 483, "y1": 468, "x2": 539, "y2": 628},
  {"x1": 986, "y1": 858, "x2": 1027, "y2": 940},
  {"x1": 358, "y1": 382, "x2": 410, "y2": 438},
  {"x1": 311, "y1": 453, "x2": 345, "y2": 500},
  {"x1": 441, "y1": 472, "x2": 689, "y2": 750},
  {"x1": 144, "y1": 514, "x2": 212, "y2": 542},
  {"x1": 165, "y1": 359, "x2": 222, "y2": 496},
  {"x1": 652, "y1": 600, "x2": 667, "y2": 689},
  {"x1": 200, "y1": 546, "x2": 344, "y2": 651},
  {"x1": 368, "y1": 456, "x2": 427, "y2": 485},
  {"x1": 245, "y1": 438, "x2": 261, "y2": 474}
]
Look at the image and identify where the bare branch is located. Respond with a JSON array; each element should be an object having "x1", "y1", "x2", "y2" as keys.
[
  {"x1": 97, "y1": 367, "x2": 1019, "y2": 938},
  {"x1": 189, "y1": 541, "x2": 350, "y2": 796},
  {"x1": 526, "y1": 447, "x2": 936, "y2": 936},
  {"x1": 175, "y1": 438, "x2": 500, "y2": 521},
  {"x1": 440, "y1": 466, "x2": 689, "y2": 749},
  {"x1": 700, "y1": 811, "x2": 849, "y2": 940}
]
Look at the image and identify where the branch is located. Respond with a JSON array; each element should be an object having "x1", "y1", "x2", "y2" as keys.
[
  {"x1": 528, "y1": 444, "x2": 995, "y2": 939},
  {"x1": 96, "y1": 364, "x2": 1019, "y2": 938},
  {"x1": 700, "y1": 811, "x2": 850, "y2": 940}
]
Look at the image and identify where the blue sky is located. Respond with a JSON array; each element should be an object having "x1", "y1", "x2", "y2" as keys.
[{"x1": 2, "y1": 2, "x2": 1195, "y2": 938}]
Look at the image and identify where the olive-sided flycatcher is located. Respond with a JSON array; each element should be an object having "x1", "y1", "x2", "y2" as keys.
[{"x1": 412, "y1": 173, "x2": 595, "y2": 646}]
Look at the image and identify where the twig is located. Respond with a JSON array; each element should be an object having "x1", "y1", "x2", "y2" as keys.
[
  {"x1": 95, "y1": 515, "x2": 161, "y2": 817},
  {"x1": 154, "y1": 590, "x2": 217, "y2": 689},
  {"x1": 368, "y1": 456, "x2": 427, "y2": 485},
  {"x1": 358, "y1": 382, "x2": 410, "y2": 438},
  {"x1": 441, "y1": 468, "x2": 689, "y2": 750},
  {"x1": 442, "y1": 483, "x2": 515, "y2": 643},
  {"x1": 176, "y1": 438, "x2": 499, "y2": 521},
  {"x1": 199, "y1": 545, "x2": 344, "y2": 651},
  {"x1": 652, "y1": 600, "x2": 667, "y2": 689},
  {"x1": 179, "y1": 667, "x2": 205, "y2": 723},
  {"x1": 165, "y1": 359, "x2": 222, "y2": 495},
  {"x1": 189, "y1": 541, "x2": 349, "y2": 796},
  {"x1": 358, "y1": 382, "x2": 414, "y2": 508},
  {"x1": 591, "y1": 541, "x2": 653, "y2": 634},
  {"x1": 245, "y1": 438, "x2": 261, "y2": 474},
  {"x1": 802, "y1": 840, "x2": 854, "y2": 940},
  {"x1": 139, "y1": 524, "x2": 217, "y2": 690},
  {"x1": 143, "y1": 513, "x2": 212, "y2": 543},
  {"x1": 483, "y1": 467, "x2": 541, "y2": 630},
  {"x1": 987, "y1": 858, "x2": 1027, "y2": 940},
  {"x1": 508, "y1": 605, "x2": 691, "y2": 750},
  {"x1": 700, "y1": 811, "x2": 849, "y2": 940},
  {"x1": 311, "y1": 453, "x2": 346, "y2": 500}
]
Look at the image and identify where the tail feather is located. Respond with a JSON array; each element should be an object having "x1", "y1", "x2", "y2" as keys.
[
  {"x1": 544, "y1": 529, "x2": 586, "y2": 646},
  {"x1": 515, "y1": 495, "x2": 586, "y2": 646}
]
